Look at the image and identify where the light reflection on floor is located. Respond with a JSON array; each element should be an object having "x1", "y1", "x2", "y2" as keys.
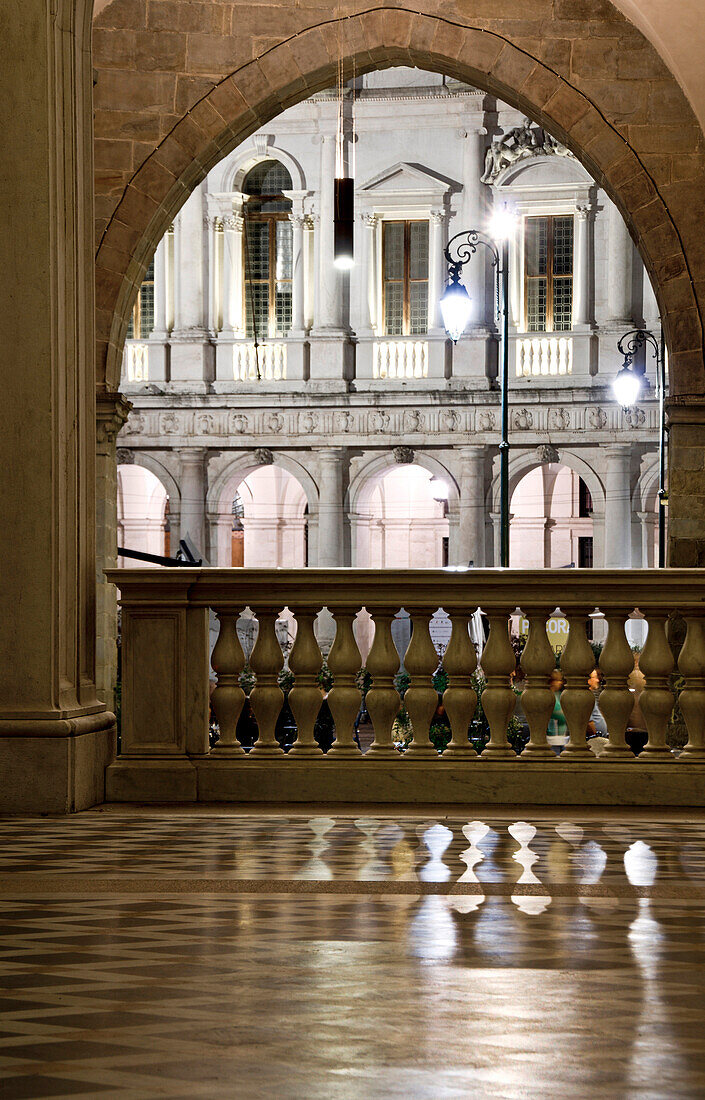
[{"x1": 1, "y1": 809, "x2": 705, "y2": 1097}]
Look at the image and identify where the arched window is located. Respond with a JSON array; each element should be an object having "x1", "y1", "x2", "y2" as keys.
[
  {"x1": 126, "y1": 259, "x2": 155, "y2": 339},
  {"x1": 242, "y1": 160, "x2": 293, "y2": 340}
]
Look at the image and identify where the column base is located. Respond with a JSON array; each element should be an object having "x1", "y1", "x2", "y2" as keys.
[{"x1": 0, "y1": 711, "x2": 116, "y2": 813}]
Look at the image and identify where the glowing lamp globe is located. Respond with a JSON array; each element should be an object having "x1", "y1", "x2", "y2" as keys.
[
  {"x1": 489, "y1": 206, "x2": 516, "y2": 241},
  {"x1": 612, "y1": 365, "x2": 642, "y2": 408},
  {"x1": 440, "y1": 282, "x2": 472, "y2": 343}
]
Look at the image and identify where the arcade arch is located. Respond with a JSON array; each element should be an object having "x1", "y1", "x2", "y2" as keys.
[
  {"x1": 351, "y1": 460, "x2": 451, "y2": 568},
  {"x1": 116, "y1": 465, "x2": 169, "y2": 564},
  {"x1": 509, "y1": 464, "x2": 595, "y2": 570},
  {"x1": 207, "y1": 457, "x2": 314, "y2": 567}
]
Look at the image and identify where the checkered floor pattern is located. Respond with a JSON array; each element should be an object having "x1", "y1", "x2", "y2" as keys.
[{"x1": 1, "y1": 810, "x2": 705, "y2": 1098}]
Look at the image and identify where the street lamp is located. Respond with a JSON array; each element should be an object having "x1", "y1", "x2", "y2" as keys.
[
  {"x1": 440, "y1": 218, "x2": 512, "y2": 566},
  {"x1": 615, "y1": 327, "x2": 668, "y2": 567}
]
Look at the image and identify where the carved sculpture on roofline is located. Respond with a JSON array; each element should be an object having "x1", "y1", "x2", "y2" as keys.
[{"x1": 481, "y1": 119, "x2": 574, "y2": 185}]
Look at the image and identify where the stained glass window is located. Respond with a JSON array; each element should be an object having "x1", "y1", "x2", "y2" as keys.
[
  {"x1": 242, "y1": 160, "x2": 293, "y2": 339},
  {"x1": 524, "y1": 215, "x2": 573, "y2": 332},
  {"x1": 383, "y1": 220, "x2": 429, "y2": 336}
]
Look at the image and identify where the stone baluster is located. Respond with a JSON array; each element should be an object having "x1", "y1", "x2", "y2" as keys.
[
  {"x1": 677, "y1": 614, "x2": 705, "y2": 762},
  {"x1": 365, "y1": 609, "x2": 402, "y2": 758},
  {"x1": 480, "y1": 614, "x2": 516, "y2": 759},
  {"x1": 560, "y1": 611, "x2": 597, "y2": 760},
  {"x1": 288, "y1": 609, "x2": 324, "y2": 757},
  {"x1": 520, "y1": 609, "x2": 558, "y2": 760},
  {"x1": 327, "y1": 611, "x2": 363, "y2": 756},
  {"x1": 403, "y1": 610, "x2": 440, "y2": 759},
  {"x1": 210, "y1": 612, "x2": 246, "y2": 755},
  {"x1": 597, "y1": 611, "x2": 636, "y2": 760},
  {"x1": 639, "y1": 612, "x2": 675, "y2": 761},
  {"x1": 248, "y1": 609, "x2": 285, "y2": 757},
  {"x1": 442, "y1": 612, "x2": 478, "y2": 758}
]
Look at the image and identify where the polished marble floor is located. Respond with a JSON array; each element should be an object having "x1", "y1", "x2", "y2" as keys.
[{"x1": 1, "y1": 808, "x2": 705, "y2": 1097}]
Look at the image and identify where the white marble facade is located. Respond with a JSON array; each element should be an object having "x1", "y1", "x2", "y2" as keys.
[{"x1": 118, "y1": 68, "x2": 662, "y2": 570}]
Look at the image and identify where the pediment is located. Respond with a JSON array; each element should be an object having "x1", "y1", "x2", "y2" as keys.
[
  {"x1": 497, "y1": 154, "x2": 593, "y2": 188},
  {"x1": 358, "y1": 161, "x2": 459, "y2": 194}
]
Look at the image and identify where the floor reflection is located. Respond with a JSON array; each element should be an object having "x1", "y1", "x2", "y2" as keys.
[{"x1": 2, "y1": 811, "x2": 705, "y2": 1096}]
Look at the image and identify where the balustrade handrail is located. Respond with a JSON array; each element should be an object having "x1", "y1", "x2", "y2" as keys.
[{"x1": 107, "y1": 567, "x2": 705, "y2": 614}]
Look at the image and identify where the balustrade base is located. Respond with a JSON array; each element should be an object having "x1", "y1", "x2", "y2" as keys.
[{"x1": 105, "y1": 757, "x2": 705, "y2": 806}]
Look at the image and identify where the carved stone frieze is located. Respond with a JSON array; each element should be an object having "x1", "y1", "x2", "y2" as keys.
[
  {"x1": 370, "y1": 410, "x2": 389, "y2": 433},
  {"x1": 265, "y1": 412, "x2": 284, "y2": 433},
  {"x1": 197, "y1": 413, "x2": 216, "y2": 434},
  {"x1": 301, "y1": 411, "x2": 319, "y2": 433},
  {"x1": 547, "y1": 407, "x2": 570, "y2": 431},
  {"x1": 588, "y1": 407, "x2": 607, "y2": 430},
  {"x1": 403, "y1": 409, "x2": 424, "y2": 432},
  {"x1": 513, "y1": 408, "x2": 533, "y2": 430},
  {"x1": 229, "y1": 412, "x2": 249, "y2": 434},
  {"x1": 441, "y1": 409, "x2": 460, "y2": 432},
  {"x1": 624, "y1": 407, "x2": 646, "y2": 428},
  {"x1": 161, "y1": 412, "x2": 181, "y2": 434},
  {"x1": 478, "y1": 411, "x2": 496, "y2": 431}
]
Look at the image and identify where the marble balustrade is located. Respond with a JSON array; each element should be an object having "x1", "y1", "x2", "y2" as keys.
[{"x1": 105, "y1": 568, "x2": 705, "y2": 803}]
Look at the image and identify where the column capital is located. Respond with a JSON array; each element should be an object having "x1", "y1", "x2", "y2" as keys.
[
  {"x1": 178, "y1": 447, "x2": 209, "y2": 466},
  {"x1": 96, "y1": 392, "x2": 132, "y2": 447}
]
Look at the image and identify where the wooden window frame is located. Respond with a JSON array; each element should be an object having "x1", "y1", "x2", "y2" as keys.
[
  {"x1": 523, "y1": 214, "x2": 574, "y2": 333},
  {"x1": 129, "y1": 261, "x2": 155, "y2": 339},
  {"x1": 242, "y1": 210, "x2": 292, "y2": 341},
  {"x1": 382, "y1": 219, "x2": 429, "y2": 337}
]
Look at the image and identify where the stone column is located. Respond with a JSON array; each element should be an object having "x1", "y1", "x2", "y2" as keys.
[
  {"x1": 222, "y1": 214, "x2": 244, "y2": 335},
  {"x1": 317, "y1": 448, "x2": 345, "y2": 567},
  {"x1": 463, "y1": 129, "x2": 490, "y2": 329},
  {"x1": 607, "y1": 199, "x2": 633, "y2": 326},
  {"x1": 147, "y1": 235, "x2": 169, "y2": 384},
  {"x1": 353, "y1": 212, "x2": 376, "y2": 337},
  {"x1": 603, "y1": 444, "x2": 632, "y2": 568},
  {"x1": 313, "y1": 134, "x2": 344, "y2": 333},
  {"x1": 178, "y1": 449, "x2": 208, "y2": 558},
  {"x1": 643, "y1": 268, "x2": 660, "y2": 331},
  {"x1": 171, "y1": 185, "x2": 209, "y2": 388},
  {"x1": 0, "y1": 0, "x2": 115, "y2": 811},
  {"x1": 573, "y1": 204, "x2": 592, "y2": 328},
  {"x1": 151, "y1": 236, "x2": 169, "y2": 339},
  {"x1": 96, "y1": 395, "x2": 132, "y2": 714},
  {"x1": 289, "y1": 213, "x2": 306, "y2": 336},
  {"x1": 207, "y1": 216, "x2": 221, "y2": 333},
  {"x1": 428, "y1": 210, "x2": 446, "y2": 335},
  {"x1": 457, "y1": 446, "x2": 486, "y2": 567}
]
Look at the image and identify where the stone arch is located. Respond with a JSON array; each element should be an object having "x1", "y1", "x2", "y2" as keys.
[
  {"x1": 218, "y1": 143, "x2": 306, "y2": 195},
  {"x1": 207, "y1": 451, "x2": 319, "y2": 516},
  {"x1": 488, "y1": 448, "x2": 606, "y2": 517},
  {"x1": 347, "y1": 451, "x2": 460, "y2": 516},
  {"x1": 207, "y1": 452, "x2": 314, "y2": 567},
  {"x1": 92, "y1": 4, "x2": 705, "y2": 398},
  {"x1": 636, "y1": 452, "x2": 661, "y2": 511},
  {"x1": 128, "y1": 452, "x2": 182, "y2": 512}
]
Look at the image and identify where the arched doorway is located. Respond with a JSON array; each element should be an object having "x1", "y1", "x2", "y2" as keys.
[
  {"x1": 116, "y1": 464, "x2": 169, "y2": 565},
  {"x1": 211, "y1": 463, "x2": 310, "y2": 568},
  {"x1": 354, "y1": 464, "x2": 449, "y2": 569},
  {"x1": 510, "y1": 464, "x2": 594, "y2": 569}
]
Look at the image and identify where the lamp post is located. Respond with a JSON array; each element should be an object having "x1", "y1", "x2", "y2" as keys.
[
  {"x1": 440, "y1": 220, "x2": 511, "y2": 566},
  {"x1": 614, "y1": 327, "x2": 667, "y2": 567}
]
